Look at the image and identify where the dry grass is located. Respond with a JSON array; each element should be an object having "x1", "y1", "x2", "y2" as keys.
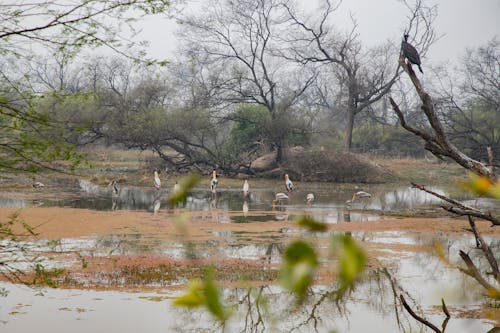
[{"x1": 282, "y1": 150, "x2": 392, "y2": 183}]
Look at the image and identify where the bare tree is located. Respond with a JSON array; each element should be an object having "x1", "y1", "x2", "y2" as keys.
[
  {"x1": 179, "y1": 0, "x2": 316, "y2": 163},
  {"x1": 390, "y1": 15, "x2": 499, "y2": 332},
  {"x1": 431, "y1": 37, "x2": 500, "y2": 163},
  {"x1": 389, "y1": 56, "x2": 497, "y2": 183},
  {"x1": 0, "y1": 0, "x2": 173, "y2": 173},
  {"x1": 0, "y1": 0, "x2": 171, "y2": 63},
  {"x1": 281, "y1": 0, "x2": 436, "y2": 152}
]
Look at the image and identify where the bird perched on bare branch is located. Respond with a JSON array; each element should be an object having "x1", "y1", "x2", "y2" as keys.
[{"x1": 401, "y1": 34, "x2": 423, "y2": 74}]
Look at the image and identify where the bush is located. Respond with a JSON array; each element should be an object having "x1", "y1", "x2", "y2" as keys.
[{"x1": 282, "y1": 149, "x2": 390, "y2": 183}]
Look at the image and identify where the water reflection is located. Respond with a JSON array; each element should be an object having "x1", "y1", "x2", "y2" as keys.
[
  {"x1": 1, "y1": 225, "x2": 498, "y2": 332},
  {"x1": 0, "y1": 182, "x2": 489, "y2": 221}
]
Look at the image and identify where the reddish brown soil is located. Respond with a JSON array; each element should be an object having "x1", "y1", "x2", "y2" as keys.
[{"x1": 2, "y1": 206, "x2": 499, "y2": 296}]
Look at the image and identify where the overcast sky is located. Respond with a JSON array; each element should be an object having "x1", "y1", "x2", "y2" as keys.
[{"x1": 137, "y1": 0, "x2": 499, "y2": 65}]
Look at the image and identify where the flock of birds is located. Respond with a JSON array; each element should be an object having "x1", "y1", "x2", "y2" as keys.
[
  {"x1": 32, "y1": 168, "x2": 372, "y2": 210},
  {"x1": 30, "y1": 33, "x2": 422, "y2": 212},
  {"x1": 202, "y1": 170, "x2": 370, "y2": 209}
]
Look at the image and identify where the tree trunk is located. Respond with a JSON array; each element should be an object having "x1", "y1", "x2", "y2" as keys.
[
  {"x1": 344, "y1": 103, "x2": 355, "y2": 153},
  {"x1": 276, "y1": 137, "x2": 284, "y2": 163}
]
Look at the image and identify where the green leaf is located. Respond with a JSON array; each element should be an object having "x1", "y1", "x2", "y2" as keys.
[
  {"x1": 295, "y1": 216, "x2": 328, "y2": 232},
  {"x1": 332, "y1": 234, "x2": 366, "y2": 297},
  {"x1": 173, "y1": 267, "x2": 231, "y2": 322},
  {"x1": 280, "y1": 241, "x2": 319, "y2": 302},
  {"x1": 173, "y1": 279, "x2": 205, "y2": 308},
  {"x1": 203, "y1": 267, "x2": 231, "y2": 321},
  {"x1": 168, "y1": 173, "x2": 201, "y2": 206}
]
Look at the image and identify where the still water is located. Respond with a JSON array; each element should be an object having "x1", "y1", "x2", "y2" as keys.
[
  {"x1": 0, "y1": 179, "x2": 498, "y2": 332},
  {"x1": 0, "y1": 179, "x2": 478, "y2": 216}
]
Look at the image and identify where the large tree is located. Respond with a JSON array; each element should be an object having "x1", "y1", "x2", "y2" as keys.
[
  {"x1": 281, "y1": 0, "x2": 436, "y2": 152},
  {"x1": 178, "y1": 0, "x2": 316, "y2": 163},
  {"x1": 435, "y1": 38, "x2": 500, "y2": 163},
  {"x1": 0, "y1": 0, "x2": 172, "y2": 172}
]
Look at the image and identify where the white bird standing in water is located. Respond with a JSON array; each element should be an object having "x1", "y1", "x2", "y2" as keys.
[
  {"x1": 173, "y1": 180, "x2": 180, "y2": 194},
  {"x1": 306, "y1": 193, "x2": 315, "y2": 205},
  {"x1": 154, "y1": 169, "x2": 161, "y2": 190},
  {"x1": 32, "y1": 181, "x2": 45, "y2": 189},
  {"x1": 346, "y1": 191, "x2": 372, "y2": 208},
  {"x1": 272, "y1": 192, "x2": 289, "y2": 206},
  {"x1": 110, "y1": 180, "x2": 119, "y2": 197},
  {"x1": 284, "y1": 174, "x2": 295, "y2": 192},
  {"x1": 243, "y1": 179, "x2": 249, "y2": 198},
  {"x1": 351, "y1": 191, "x2": 371, "y2": 201},
  {"x1": 210, "y1": 169, "x2": 218, "y2": 194}
]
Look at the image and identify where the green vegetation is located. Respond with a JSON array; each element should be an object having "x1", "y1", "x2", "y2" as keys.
[{"x1": 171, "y1": 178, "x2": 367, "y2": 322}]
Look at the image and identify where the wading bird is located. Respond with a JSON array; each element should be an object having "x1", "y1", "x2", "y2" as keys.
[
  {"x1": 273, "y1": 192, "x2": 289, "y2": 206},
  {"x1": 110, "y1": 180, "x2": 119, "y2": 197},
  {"x1": 284, "y1": 174, "x2": 295, "y2": 192},
  {"x1": 210, "y1": 169, "x2": 218, "y2": 194},
  {"x1": 346, "y1": 191, "x2": 372, "y2": 208},
  {"x1": 351, "y1": 191, "x2": 372, "y2": 201},
  {"x1": 306, "y1": 193, "x2": 315, "y2": 205},
  {"x1": 401, "y1": 34, "x2": 423, "y2": 74},
  {"x1": 154, "y1": 169, "x2": 161, "y2": 190},
  {"x1": 173, "y1": 180, "x2": 180, "y2": 194},
  {"x1": 32, "y1": 181, "x2": 45, "y2": 189},
  {"x1": 243, "y1": 179, "x2": 249, "y2": 198}
]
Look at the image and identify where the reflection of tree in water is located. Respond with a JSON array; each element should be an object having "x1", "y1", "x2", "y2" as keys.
[
  {"x1": 262, "y1": 242, "x2": 283, "y2": 265},
  {"x1": 93, "y1": 234, "x2": 163, "y2": 255},
  {"x1": 172, "y1": 234, "x2": 498, "y2": 332}
]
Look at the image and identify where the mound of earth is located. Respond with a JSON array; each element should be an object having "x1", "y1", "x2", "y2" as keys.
[{"x1": 250, "y1": 148, "x2": 393, "y2": 183}]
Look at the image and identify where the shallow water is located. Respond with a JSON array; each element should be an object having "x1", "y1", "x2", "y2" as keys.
[
  {"x1": 0, "y1": 179, "x2": 499, "y2": 332},
  {"x1": 0, "y1": 180, "x2": 480, "y2": 216},
  {"x1": 0, "y1": 233, "x2": 496, "y2": 333}
]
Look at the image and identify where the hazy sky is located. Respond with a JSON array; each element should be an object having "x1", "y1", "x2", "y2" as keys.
[{"x1": 137, "y1": 0, "x2": 499, "y2": 65}]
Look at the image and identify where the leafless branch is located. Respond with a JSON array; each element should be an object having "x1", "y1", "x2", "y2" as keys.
[{"x1": 400, "y1": 294, "x2": 442, "y2": 333}]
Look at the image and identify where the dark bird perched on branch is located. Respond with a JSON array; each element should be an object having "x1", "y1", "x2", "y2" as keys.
[{"x1": 401, "y1": 34, "x2": 423, "y2": 74}]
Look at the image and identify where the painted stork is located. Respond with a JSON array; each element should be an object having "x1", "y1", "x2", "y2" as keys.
[
  {"x1": 173, "y1": 181, "x2": 180, "y2": 194},
  {"x1": 273, "y1": 192, "x2": 289, "y2": 206},
  {"x1": 351, "y1": 191, "x2": 372, "y2": 201},
  {"x1": 284, "y1": 174, "x2": 295, "y2": 192},
  {"x1": 32, "y1": 181, "x2": 45, "y2": 189},
  {"x1": 306, "y1": 193, "x2": 315, "y2": 205},
  {"x1": 154, "y1": 169, "x2": 161, "y2": 190},
  {"x1": 243, "y1": 179, "x2": 250, "y2": 198},
  {"x1": 110, "y1": 180, "x2": 119, "y2": 196},
  {"x1": 210, "y1": 169, "x2": 218, "y2": 194}
]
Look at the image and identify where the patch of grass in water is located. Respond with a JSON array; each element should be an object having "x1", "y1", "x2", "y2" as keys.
[
  {"x1": 382, "y1": 209, "x2": 448, "y2": 218},
  {"x1": 139, "y1": 295, "x2": 172, "y2": 302},
  {"x1": 230, "y1": 214, "x2": 277, "y2": 223}
]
